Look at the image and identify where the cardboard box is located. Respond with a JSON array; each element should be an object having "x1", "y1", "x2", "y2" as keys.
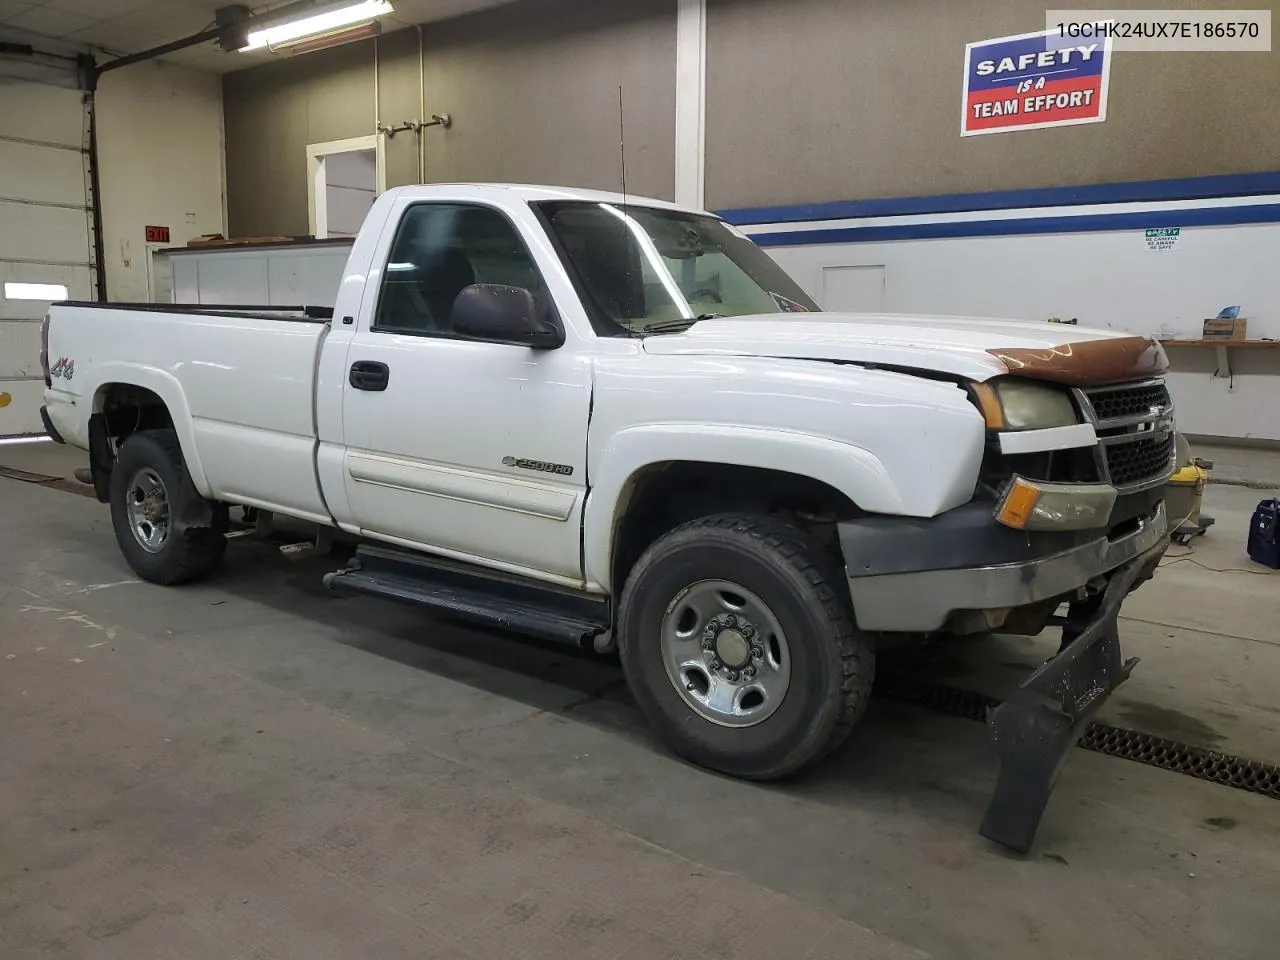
[{"x1": 1202, "y1": 317, "x2": 1247, "y2": 340}]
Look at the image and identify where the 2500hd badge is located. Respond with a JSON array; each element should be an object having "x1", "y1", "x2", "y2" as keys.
[{"x1": 502, "y1": 456, "x2": 574, "y2": 477}]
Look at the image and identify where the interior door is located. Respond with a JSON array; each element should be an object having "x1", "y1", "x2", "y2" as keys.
[
  {"x1": 340, "y1": 202, "x2": 592, "y2": 584},
  {"x1": 821, "y1": 264, "x2": 886, "y2": 312}
]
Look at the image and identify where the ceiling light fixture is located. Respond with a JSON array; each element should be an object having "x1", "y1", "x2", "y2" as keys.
[
  {"x1": 240, "y1": 0, "x2": 393, "y2": 52},
  {"x1": 274, "y1": 21, "x2": 382, "y2": 55}
]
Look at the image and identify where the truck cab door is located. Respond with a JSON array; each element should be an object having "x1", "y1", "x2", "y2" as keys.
[{"x1": 338, "y1": 201, "x2": 592, "y2": 585}]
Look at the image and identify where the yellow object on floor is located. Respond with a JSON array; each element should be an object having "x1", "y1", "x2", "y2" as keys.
[
  {"x1": 1166, "y1": 435, "x2": 1214, "y2": 543},
  {"x1": 1169, "y1": 461, "x2": 1208, "y2": 492}
]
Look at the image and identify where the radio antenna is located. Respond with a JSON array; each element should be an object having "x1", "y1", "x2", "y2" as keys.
[
  {"x1": 617, "y1": 84, "x2": 636, "y2": 336},
  {"x1": 618, "y1": 84, "x2": 629, "y2": 215}
]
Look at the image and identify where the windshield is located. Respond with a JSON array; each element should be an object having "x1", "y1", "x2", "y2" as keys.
[{"x1": 533, "y1": 201, "x2": 820, "y2": 336}]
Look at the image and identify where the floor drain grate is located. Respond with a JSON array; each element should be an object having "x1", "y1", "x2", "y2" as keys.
[
  {"x1": 876, "y1": 675, "x2": 1280, "y2": 801},
  {"x1": 877, "y1": 675, "x2": 997, "y2": 723},
  {"x1": 1080, "y1": 724, "x2": 1280, "y2": 798}
]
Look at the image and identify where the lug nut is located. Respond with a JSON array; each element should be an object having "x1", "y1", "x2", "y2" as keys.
[
  {"x1": 741, "y1": 625, "x2": 755, "y2": 639},
  {"x1": 709, "y1": 657, "x2": 722, "y2": 670},
  {"x1": 751, "y1": 647, "x2": 764, "y2": 661},
  {"x1": 744, "y1": 666, "x2": 757, "y2": 679},
  {"x1": 726, "y1": 670, "x2": 739, "y2": 682}
]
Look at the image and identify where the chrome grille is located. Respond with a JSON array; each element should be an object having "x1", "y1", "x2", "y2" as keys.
[
  {"x1": 1087, "y1": 382, "x2": 1171, "y2": 422},
  {"x1": 1077, "y1": 379, "x2": 1177, "y2": 492}
]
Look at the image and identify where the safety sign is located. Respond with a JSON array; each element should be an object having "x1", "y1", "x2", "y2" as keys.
[{"x1": 962, "y1": 27, "x2": 1112, "y2": 136}]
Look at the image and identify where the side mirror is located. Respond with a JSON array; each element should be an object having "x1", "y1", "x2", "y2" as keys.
[{"x1": 450, "y1": 284, "x2": 564, "y2": 349}]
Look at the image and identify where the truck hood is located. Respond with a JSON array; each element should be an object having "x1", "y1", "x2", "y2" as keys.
[{"x1": 640, "y1": 313, "x2": 1168, "y2": 386}]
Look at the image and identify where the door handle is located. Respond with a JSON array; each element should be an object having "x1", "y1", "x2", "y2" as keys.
[{"x1": 349, "y1": 361, "x2": 389, "y2": 392}]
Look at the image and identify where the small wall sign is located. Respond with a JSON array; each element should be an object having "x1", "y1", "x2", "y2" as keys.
[
  {"x1": 145, "y1": 225, "x2": 171, "y2": 244},
  {"x1": 1145, "y1": 227, "x2": 1180, "y2": 251}
]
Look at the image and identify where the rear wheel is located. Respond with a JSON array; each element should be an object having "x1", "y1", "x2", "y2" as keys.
[
  {"x1": 109, "y1": 430, "x2": 227, "y2": 585},
  {"x1": 617, "y1": 514, "x2": 874, "y2": 780}
]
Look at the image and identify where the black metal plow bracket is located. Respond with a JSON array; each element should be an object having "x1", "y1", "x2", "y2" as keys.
[{"x1": 978, "y1": 543, "x2": 1165, "y2": 853}]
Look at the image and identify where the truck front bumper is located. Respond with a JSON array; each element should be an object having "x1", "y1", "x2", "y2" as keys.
[
  {"x1": 840, "y1": 495, "x2": 1168, "y2": 634},
  {"x1": 839, "y1": 494, "x2": 1170, "y2": 853}
]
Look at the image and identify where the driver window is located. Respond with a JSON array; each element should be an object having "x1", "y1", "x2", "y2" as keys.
[{"x1": 374, "y1": 203, "x2": 545, "y2": 336}]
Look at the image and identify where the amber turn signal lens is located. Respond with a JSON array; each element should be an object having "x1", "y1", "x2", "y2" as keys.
[
  {"x1": 996, "y1": 477, "x2": 1041, "y2": 529},
  {"x1": 968, "y1": 382, "x2": 1006, "y2": 430},
  {"x1": 995, "y1": 476, "x2": 1118, "y2": 532}
]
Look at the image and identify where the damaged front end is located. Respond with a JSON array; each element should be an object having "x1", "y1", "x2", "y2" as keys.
[{"x1": 839, "y1": 373, "x2": 1176, "y2": 852}]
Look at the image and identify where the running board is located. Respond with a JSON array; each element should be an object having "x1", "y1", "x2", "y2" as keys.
[{"x1": 323, "y1": 545, "x2": 610, "y2": 648}]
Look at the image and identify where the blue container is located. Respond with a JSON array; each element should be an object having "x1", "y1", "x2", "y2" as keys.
[{"x1": 1247, "y1": 499, "x2": 1280, "y2": 569}]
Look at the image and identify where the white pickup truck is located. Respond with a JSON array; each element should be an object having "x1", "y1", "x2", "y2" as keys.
[{"x1": 40, "y1": 183, "x2": 1175, "y2": 852}]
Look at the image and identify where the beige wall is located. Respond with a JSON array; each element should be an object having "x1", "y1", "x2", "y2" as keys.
[
  {"x1": 223, "y1": 38, "x2": 377, "y2": 238},
  {"x1": 223, "y1": 0, "x2": 1280, "y2": 229},
  {"x1": 97, "y1": 61, "x2": 226, "y2": 300},
  {"x1": 223, "y1": 0, "x2": 677, "y2": 239},
  {"x1": 705, "y1": 0, "x2": 1280, "y2": 209},
  {"x1": 416, "y1": 0, "x2": 676, "y2": 195}
]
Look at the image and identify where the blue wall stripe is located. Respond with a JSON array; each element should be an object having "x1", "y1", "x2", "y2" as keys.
[
  {"x1": 748, "y1": 202, "x2": 1280, "y2": 247},
  {"x1": 719, "y1": 171, "x2": 1280, "y2": 226}
]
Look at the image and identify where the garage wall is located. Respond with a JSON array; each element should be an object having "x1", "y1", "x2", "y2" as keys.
[
  {"x1": 414, "y1": 0, "x2": 676, "y2": 196},
  {"x1": 222, "y1": 0, "x2": 677, "y2": 238},
  {"x1": 704, "y1": 0, "x2": 1279, "y2": 209},
  {"x1": 223, "y1": 38, "x2": 377, "y2": 239},
  {"x1": 96, "y1": 61, "x2": 227, "y2": 302}
]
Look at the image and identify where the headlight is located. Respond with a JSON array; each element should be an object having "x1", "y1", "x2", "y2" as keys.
[{"x1": 968, "y1": 379, "x2": 1079, "y2": 431}]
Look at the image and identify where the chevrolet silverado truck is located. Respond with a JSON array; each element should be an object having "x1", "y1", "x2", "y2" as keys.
[{"x1": 39, "y1": 184, "x2": 1175, "y2": 852}]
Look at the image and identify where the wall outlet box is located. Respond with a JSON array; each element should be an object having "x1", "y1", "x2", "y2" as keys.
[{"x1": 1202, "y1": 318, "x2": 1247, "y2": 340}]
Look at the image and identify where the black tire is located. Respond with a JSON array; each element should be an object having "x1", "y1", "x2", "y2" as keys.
[
  {"x1": 616, "y1": 514, "x2": 874, "y2": 780},
  {"x1": 109, "y1": 429, "x2": 227, "y2": 585}
]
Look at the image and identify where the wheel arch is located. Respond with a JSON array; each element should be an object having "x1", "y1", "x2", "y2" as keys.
[
  {"x1": 87, "y1": 364, "x2": 211, "y2": 497},
  {"x1": 584, "y1": 424, "x2": 905, "y2": 593}
]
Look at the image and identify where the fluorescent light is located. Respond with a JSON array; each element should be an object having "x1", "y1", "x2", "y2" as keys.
[
  {"x1": 241, "y1": 0, "x2": 393, "y2": 51},
  {"x1": 277, "y1": 21, "x2": 381, "y2": 55},
  {"x1": 4, "y1": 282, "x2": 68, "y2": 301}
]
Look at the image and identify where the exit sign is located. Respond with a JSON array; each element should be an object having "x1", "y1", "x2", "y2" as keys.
[{"x1": 145, "y1": 225, "x2": 171, "y2": 244}]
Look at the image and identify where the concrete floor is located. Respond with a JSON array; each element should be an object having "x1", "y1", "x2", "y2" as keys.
[{"x1": 1, "y1": 439, "x2": 1278, "y2": 959}]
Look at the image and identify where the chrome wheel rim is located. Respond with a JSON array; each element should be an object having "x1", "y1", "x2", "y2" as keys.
[
  {"x1": 125, "y1": 467, "x2": 170, "y2": 554},
  {"x1": 659, "y1": 579, "x2": 791, "y2": 728}
]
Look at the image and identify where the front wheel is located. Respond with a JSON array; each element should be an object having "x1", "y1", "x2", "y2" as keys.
[
  {"x1": 109, "y1": 430, "x2": 227, "y2": 585},
  {"x1": 617, "y1": 514, "x2": 874, "y2": 780}
]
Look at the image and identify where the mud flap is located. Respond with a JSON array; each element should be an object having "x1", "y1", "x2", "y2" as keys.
[
  {"x1": 87, "y1": 413, "x2": 114, "y2": 503},
  {"x1": 978, "y1": 542, "x2": 1165, "y2": 853}
]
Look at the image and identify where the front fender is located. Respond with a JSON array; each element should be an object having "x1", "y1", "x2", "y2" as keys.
[
  {"x1": 583, "y1": 423, "x2": 904, "y2": 592},
  {"x1": 85, "y1": 362, "x2": 212, "y2": 497}
]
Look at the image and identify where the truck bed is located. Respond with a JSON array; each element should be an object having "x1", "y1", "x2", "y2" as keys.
[{"x1": 45, "y1": 301, "x2": 335, "y2": 524}]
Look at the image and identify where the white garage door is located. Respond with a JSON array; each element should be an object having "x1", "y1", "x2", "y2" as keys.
[{"x1": 0, "y1": 76, "x2": 96, "y2": 438}]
